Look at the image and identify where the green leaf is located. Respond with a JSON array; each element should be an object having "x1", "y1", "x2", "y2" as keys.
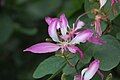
[
  {"x1": 63, "y1": 54, "x2": 80, "y2": 75},
  {"x1": 25, "y1": 0, "x2": 62, "y2": 19},
  {"x1": 61, "y1": 74, "x2": 74, "y2": 80},
  {"x1": 103, "y1": 1, "x2": 120, "y2": 20},
  {"x1": 0, "y1": 15, "x2": 14, "y2": 44},
  {"x1": 93, "y1": 35, "x2": 120, "y2": 71},
  {"x1": 116, "y1": 32, "x2": 120, "y2": 40},
  {"x1": 33, "y1": 56, "x2": 66, "y2": 79},
  {"x1": 84, "y1": 0, "x2": 99, "y2": 19}
]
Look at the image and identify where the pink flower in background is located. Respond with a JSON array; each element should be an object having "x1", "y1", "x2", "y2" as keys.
[
  {"x1": 94, "y1": 15, "x2": 102, "y2": 36},
  {"x1": 74, "y1": 59, "x2": 102, "y2": 80},
  {"x1": 111, "y1": 0, "x2": 120, "y2": 6},
  {"x1": 24, "y1": 14, "x2": 94, "y2": 59},
  {"x1": 89, "y1": 15, "x2": 106, "y2": 45}
]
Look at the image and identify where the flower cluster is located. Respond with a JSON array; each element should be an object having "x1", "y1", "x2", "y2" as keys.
[
  {"x1": 24, "y1": 13, "x2": 105, "y2": 80},
  {"x1": 24, "y1": 14, "x2": 104, "y2": 58}
]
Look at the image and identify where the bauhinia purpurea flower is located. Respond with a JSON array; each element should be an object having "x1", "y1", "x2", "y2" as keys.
[
  {"x1": 74, "y1": 59, "x2": 103, "y2": 80},
  {"x1": 24, "y1": 14, "x2": 104, "y2": 59}
]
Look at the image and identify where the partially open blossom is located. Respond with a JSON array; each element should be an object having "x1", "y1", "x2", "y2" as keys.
[
  {"x1": 24, "y1": 14, "x2": 94, "y2": 59},
  {"x1": 74, "y1": 59, "x2": 103, "y2": 80},
  {"x1": 94, "y1": 15, "x2": 102, "y2": 36}
]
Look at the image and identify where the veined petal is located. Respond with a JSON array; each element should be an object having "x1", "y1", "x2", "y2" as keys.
[
  {"x1": 24, "y1": 42, "x2": 60, "y2": 53},
  {"x1": 48, "y1": 20, "x2": 60, "y2": 42},
  {"x1": 88, "y1": 35, "x2": 106, "y2": 45},
  {"x1": 100, "y1": 0, "x2": 107, "y2": 8},
  {"x1": 67, "y1": 45, "x2": 84, "y2": 59},
  {"x1": 70, "y1": 29, "x2": 93, "y2": 44},
  {"x1": 75, "y1": 20, "x2": 85, "y2": 31},
  {"x1": 84, "y1": 59, "x2": 100, "y2": 80},
  {"x1": 60, "y1": 13, "x2": 68, "y2": 36}
]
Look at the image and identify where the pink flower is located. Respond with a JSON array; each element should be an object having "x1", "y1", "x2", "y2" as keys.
[
  {"x1": 24, "y1": 14, "x2": 94, "y2": 59},
  {"x1": 111, "y1": 0, "x2": 120, "y2": 6},
  {"x1": 88, "y1": 15, "x2": 106, "y2": 45},
  {"x1": 74, "y1": 59, "x2": 103, "y2": 80}
]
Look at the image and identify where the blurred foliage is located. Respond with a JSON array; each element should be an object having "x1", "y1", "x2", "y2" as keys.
[{"x1": 0, "y1": 0, "x2": 120, "y2": 80}]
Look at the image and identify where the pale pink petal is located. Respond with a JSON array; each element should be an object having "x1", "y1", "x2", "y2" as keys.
[
  {"x1": 81, "y1": 68, "x2": 88, "y2": 80},
  {"x1": 67, "y1": 45, "x2": 84, "y2": 59},
  {"x1": 75, "y1": 20, "x2": 85, "y2": 31},
  {"x1": 88, "y1": 35, "x2": 106, "y2": 45},
  {"x1": 84, "y1": 59, "x2": 100, "y2": 80},
  {"x1": 70, "y1": 29, "x2": 93, "y2": 44},
  {"x1": 95, "y1": 20, "x2": 102, "y2": 36},
  {"x1": 24, "y1": 42, "x2": 60, "y2": 53},
  {"x1": 48, "y1": 20, "x2": 60, "y2": 42},
  {"x1": 60, "y1": 13, "x2": 68, "y2": 36},
  {"x1": 100, "y1": 0, "x2": 107, "y2": 8}
]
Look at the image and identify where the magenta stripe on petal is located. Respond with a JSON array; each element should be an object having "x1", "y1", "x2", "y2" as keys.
[
  {"x1": 24, "y1": 42, "x2": 60, "y2": 53},
  {"x1": 70, "y1": 29, "x2": 93, "y2": 44},
  {"x1": 84, "y1": 59, "x2": 100, "y2": 80}
]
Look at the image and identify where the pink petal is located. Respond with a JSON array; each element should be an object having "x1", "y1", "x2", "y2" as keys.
[
  {"x1": 75, "y1": 20, "x2": 85, "y2": 31},
  {"x1": 45, "y1": 17, "x2": 61, "y2": 29},
  {"x1": 88, "y1": 35, "x2": 106, "y2": 45},
  {"x1": 45, "y1": 17, "x2": 52, "y2": 25},
  {"x1": 60, "y1": 13, "x2": 68, "y2": 36},
  {"x1": 24, "y1": 42, "x2": 60, "y2": 53},
  {"x1": 67, "y1": 45, "x2": 84, "y2": 59},
  {"x1": 84, "y1": 59, "x2": 100, "y2": 80},
  {"x1": 48, "y1": 20, "x2": 60, "y2": 42},
  {"x1": 70, "y1": 29, "x2": 93, "y2": 44},
  {"x1": 60, "y1": 34, "x2": 70, "y2": 41}
]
